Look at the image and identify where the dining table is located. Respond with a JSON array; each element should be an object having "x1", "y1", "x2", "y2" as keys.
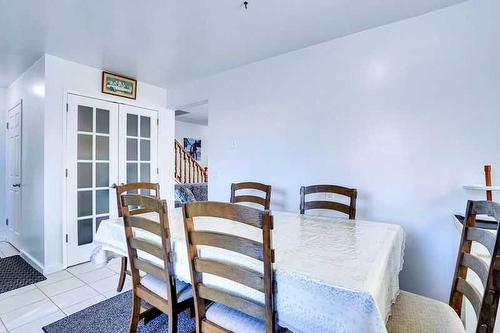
[{"x1": 92, "y1": 207, "x2": 405, "y2": 333}]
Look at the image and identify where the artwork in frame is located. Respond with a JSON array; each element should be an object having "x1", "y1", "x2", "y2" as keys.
[
  {"x1": 184, "y1": 138, "x2": 201, "y2": 161},
  {"x1": 101, "y1": 72, "x2": 137, "y2": 99}
]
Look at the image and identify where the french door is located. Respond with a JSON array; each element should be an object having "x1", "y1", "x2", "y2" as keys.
[
  {"x1": 118, "y1": 105, "x2": 158, "y2": 188},
  {"x1": 66, "y1": 94, "x2": 158, "y2": 266}
]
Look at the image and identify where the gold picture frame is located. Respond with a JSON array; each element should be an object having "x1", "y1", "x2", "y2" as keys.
[{"x1": 102, "y1": 72, "x2": 137, "y2": 99}]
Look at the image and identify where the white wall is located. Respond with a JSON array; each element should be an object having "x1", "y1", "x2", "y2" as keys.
[
  {"x1": 6, "y1": 57, "x2": 46, "y2": 267},
  {"x1": 175, "y1": 120, "x2": 209, "y2": 167},
  {"x1": 168, "y1": 0, "x2": 500, "y2": 302},
  {"x1": 43, "y1": 54, "x2": 171, "y2": 272},
  {"x1": 0, "y1": 88, "x2": 5, "y2": 240}
]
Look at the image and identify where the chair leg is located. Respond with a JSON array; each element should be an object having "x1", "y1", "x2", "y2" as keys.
[
  {"x1": 129, "y1": 294, "x2": 141, "y2": 333},
  {"x1": 142, "y1": 307, "x2": 162, "y2": 324},
  {"x1": 117, "y1": 256, "x2": 127, "y2": 292},
  {"x1": 169, "y1": 312, "x2": 177, "y2": 333},
  {"x1": 188, "y1": 303, "x2": 195, "y2": 318}
]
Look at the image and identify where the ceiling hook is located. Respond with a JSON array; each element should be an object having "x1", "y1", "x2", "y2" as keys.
[{"x1": 243, "y1": 1, "x2": 248, "y2": 9}]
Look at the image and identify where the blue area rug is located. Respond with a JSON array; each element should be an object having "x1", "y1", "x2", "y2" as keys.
[{"x1": 42, "y1": 291, "x2": 195, "y2": 333}]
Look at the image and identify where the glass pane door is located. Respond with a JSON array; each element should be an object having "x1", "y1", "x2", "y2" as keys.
[
  {"x1": 119, "y1": 105, "x2": 158, "y2": 190},
  {"x1": 67, "y1": 94, "x2": 119, "y2": 266}
]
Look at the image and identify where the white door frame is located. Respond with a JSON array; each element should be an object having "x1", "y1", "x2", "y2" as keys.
[
  {"x1": 5, "y1": 100, "x2": 22, "y2": 249},
  {"x1": 62, "y1": 91, "x2": 159, "y2": 268}
]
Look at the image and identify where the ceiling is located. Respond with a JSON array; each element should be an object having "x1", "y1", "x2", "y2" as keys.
[
  {"x1": 0, "y1": 0, "x2": 467, "y2": 88},
  {"x1": 175, "y1": 101, "x2": 209, "y2": 126}
]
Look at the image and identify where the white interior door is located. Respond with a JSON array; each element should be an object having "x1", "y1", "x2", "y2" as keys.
[
  {"x1": 118, "y1": 105, "x2": 158, "y2": 188},
  {"x1": 66, "y1": 94, "x2": 119, "y2": 266},
  {"x1": 6, "y1": 102, "x2": 22, "y2": 249}
]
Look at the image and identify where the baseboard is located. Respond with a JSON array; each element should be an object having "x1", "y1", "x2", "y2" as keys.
[
  {"x1": 43, "y1": 262, "x2": 65, "y2": 275},
  {"x1": 20, "y1": 250, "x2": 45, "y2": 274},
  {"x1": 20, "y1": 250, "x2": 65, "y2": 275}
]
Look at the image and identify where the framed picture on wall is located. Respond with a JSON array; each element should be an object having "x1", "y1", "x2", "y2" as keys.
[
  {"x1": 101, "y1": 71, "x2": 137, "y2": 99},
  {"x1": 184, "y1": 138, "x2": 201, "y2": 161}
]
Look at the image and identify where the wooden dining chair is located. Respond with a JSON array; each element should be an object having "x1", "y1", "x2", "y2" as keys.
[
  {"x1": 230, "y1": 182, "x2": 272, "y2": 210},
  {"x1": 299, "y1": 184, "x2": 357, "y2": 219},
  {"x1": 183, "y1": 201, "x2": 278, "y2": 333},
  {"x1": 387, "y1": 200, "x2": 500, "y2": 333},
  {"x1": 121, "y1": 194, "x2": 193, "y2": 333},
  {"x1": 114, "y1": 182, "x2": 160, "y2": 292}
]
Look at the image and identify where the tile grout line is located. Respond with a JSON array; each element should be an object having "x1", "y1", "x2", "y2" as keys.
[
  {"x1": 0, "y1": 286, "x2": 48, "y2": 319},
  {"x1": 85, "y1": 272, "x2": 122, "y2": 298},
  {"x1": 58, "y1": 267, "x2": 119, "y2": 309},
  {"x1": 0, "y1": 316, "x2": 7, "y2": 333},
  {"x1": 1, "y1": 262, "x2": 120, "y2": 332},
  {"x1": 35, "y1": 270, "x2": 91, "y2": 318},
  {"x1": 55, "y1": 269, "x2": 107, "y2": 314},
  {"x1": 3, "y1": 289, "x2": 61, "y2": 332},
  {"x1": 66, "y1": 268, "x2": 106, "y2": 296},
  {"x1": 40, "y1": 268, "x2": 90, "y2": 297},
  {"x1": 35, "y1": 284, "x2": 67, "y2": 317}
]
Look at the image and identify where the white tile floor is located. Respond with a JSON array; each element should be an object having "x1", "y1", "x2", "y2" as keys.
[{"x1": 0, "y1": 241, "x2": 131, "y2": 333}]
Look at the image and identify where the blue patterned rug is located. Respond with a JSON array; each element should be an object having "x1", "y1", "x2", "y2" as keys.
[
  {"x1": 42, "y1": 291, "x2": 195, "y2": 333},
  {"x1": 0, "y1": 255, "x2": 46, "y2": 294}
]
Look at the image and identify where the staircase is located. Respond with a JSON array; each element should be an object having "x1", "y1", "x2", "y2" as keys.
[{"x1": 174, "y1": 140, "x2": 208, "y2": 183}]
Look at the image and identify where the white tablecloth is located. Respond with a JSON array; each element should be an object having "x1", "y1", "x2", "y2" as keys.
[{"x1": 92, "y1": 208, "x2": 405, "y2": 333}]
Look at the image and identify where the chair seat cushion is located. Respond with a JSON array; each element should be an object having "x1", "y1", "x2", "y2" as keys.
[
  {"x1": 141, "y1": 274, "x2": 192, "y2": 303},
  {"x1": 206, "y1": 303, "x2": 266, "y2": 333},
  {"x1": 387, "y1": 291, "x2": 466, "y2": 333}
]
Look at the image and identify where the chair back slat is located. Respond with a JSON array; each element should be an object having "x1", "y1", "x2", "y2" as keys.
[
  {"x1": 304, "y1": 201, "x2": 351, "y2": 215},
  {"x1": 232, "y1": 182, "x2": 270, "y2": 192},
  {"x1": 471, "y1": 201, "x2": 500, "y2": 217},
  {"x1": 195, "y1": 258, "x2": 264, "y2": 292},
  {"x1": 183, "y1": 201, "x2": 276, "y2": 333},
  {"x1": 462, "y1": 253, "x2": 489, "y2": 287},
  {"x1": 129, "y1": 239, "x2": 164, "y2": 260},
  {"x1": 233, "y1": 195, "x2": 267, "y2": 207},
  {"x1": 197, "y1": 284, "x2": 266, "y2": 321},
  {"x1": 135, "y1": 286, "x2": 169, "y2": 313},
  {"x1": 456, "y1": 277, "x2": 483, "y2": 316},
  {"x1": 122, "y1": 194, "x2": 161, "y2": 212},
  {"x1": 114, "y1": 182, "x2": 160, "y2": 217},
  {"x1": 134, "y1": 258, "x2": 168, "y2": 282},
  {"x1": 467, "y1": 227, "x2": 496, "y2": 255},
  {"x1": 184, "y1": 201, "x2": 266, "y2": 228},
  {"x1": 300, "y1": 184, "x2": 357, "y2": 219},
  {"x1": 126, "y1": 216, "x2": 162, "y2": 236},
  {"x1": 190, "y1": 230, "x2": 264, "y2": 261},
  {"x1": 449, "y1": 200, "x2": 500, "y2": 333},
  {"x1": 231, "y1": 182, "x2": 272, "y2": 210},
  {"x1": 302, "y1": 184, "x2": 354, "y2": 196}
]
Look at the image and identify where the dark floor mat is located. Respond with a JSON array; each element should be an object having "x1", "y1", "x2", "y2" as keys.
[{"x1": 0, "y1": 255, "x2": 46, "y2": 294}]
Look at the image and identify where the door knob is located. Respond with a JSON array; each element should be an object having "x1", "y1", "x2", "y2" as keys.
[{"x1": 12, "y1": 183, "x2": 21, "y2": 188}]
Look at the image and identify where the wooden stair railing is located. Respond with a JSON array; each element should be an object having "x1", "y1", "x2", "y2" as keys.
[{"x1": 175, "y1": 140, "x2": 208, "y2": 184}]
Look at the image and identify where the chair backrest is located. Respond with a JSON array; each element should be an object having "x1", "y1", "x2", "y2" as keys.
[
  {"x1": 230, "y1": 182, "x2": 272, "y2": 210},
  {"x1": 300, "y1": 184, "x2": 357, "y2": 219},
  {"x1": 114, "y1": 182, "x2": 160, "y2": 217},
  {"x1": 183, "y1": 201, "x2": 276, "y2": 333},
  {"x1": 121, "y1": 194, "x2": 177, "y2": 309},
  {"x1": 449, "y1": 200, "x2": 500, "y2": 333}
]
